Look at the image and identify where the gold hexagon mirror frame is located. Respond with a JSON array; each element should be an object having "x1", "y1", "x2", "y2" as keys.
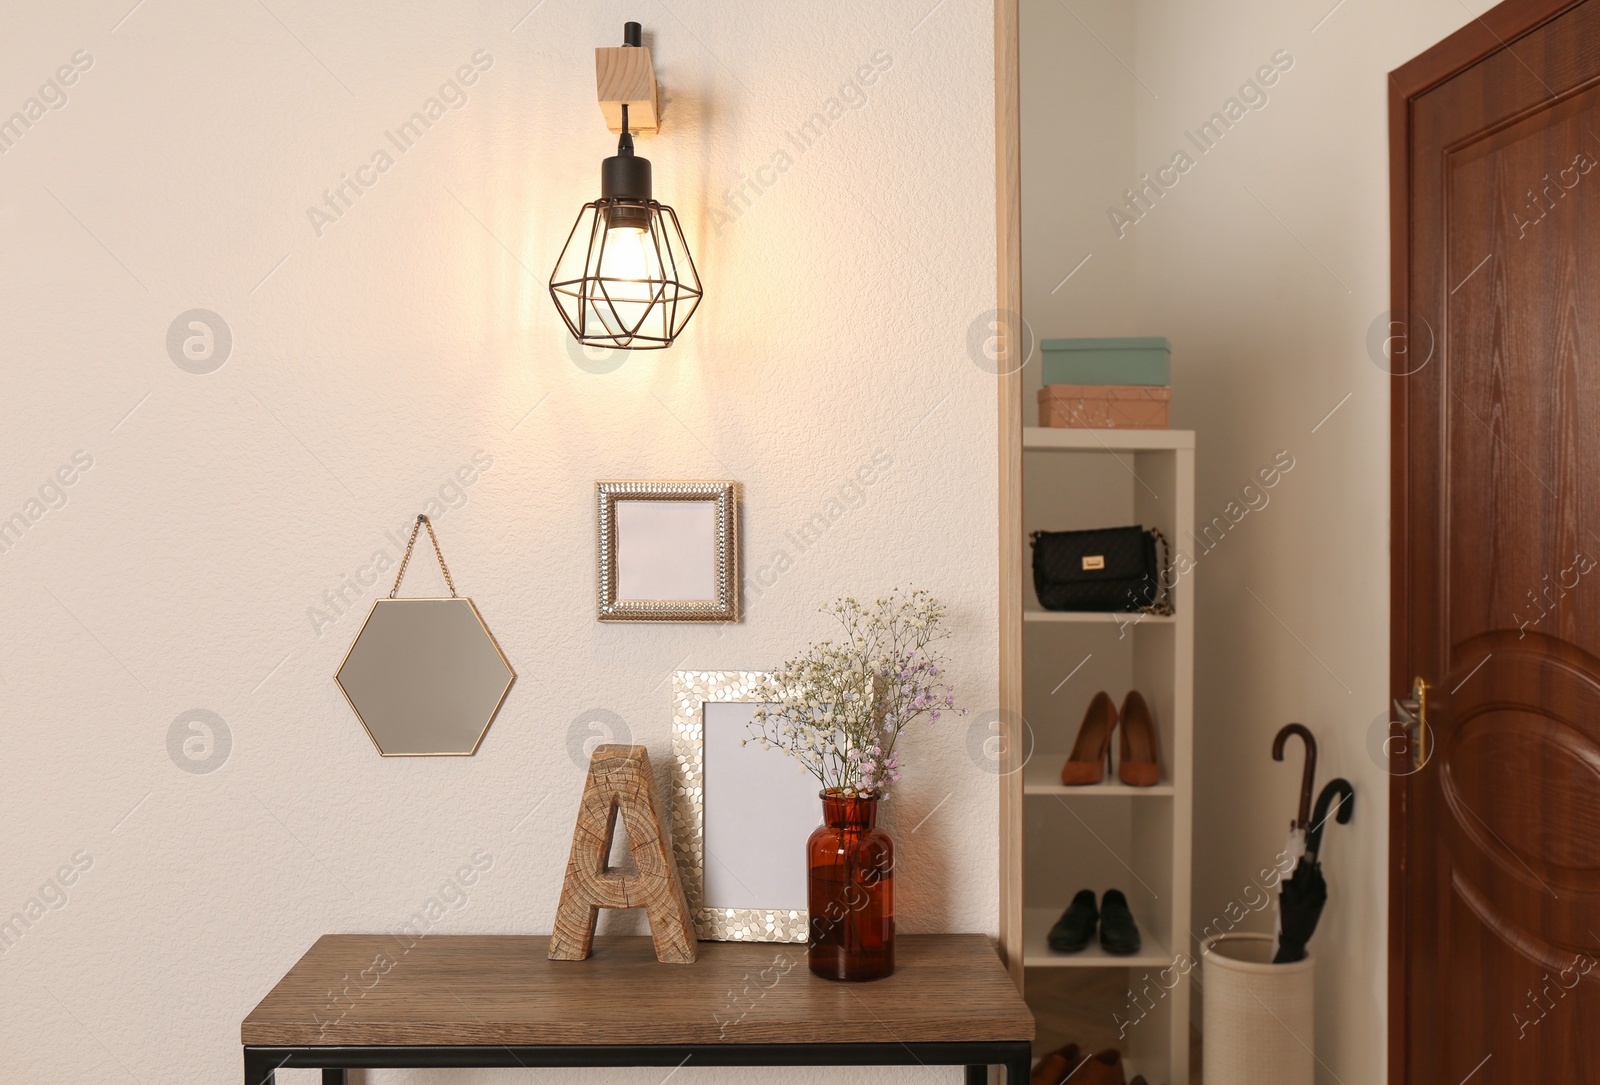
[{"x1": 335, "y1": 597, "x2": 515, "y2": 757}]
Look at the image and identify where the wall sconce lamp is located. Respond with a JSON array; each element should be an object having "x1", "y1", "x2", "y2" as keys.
[{"x1": 549, "y1": 22, "x2": 702, "y2": 351}]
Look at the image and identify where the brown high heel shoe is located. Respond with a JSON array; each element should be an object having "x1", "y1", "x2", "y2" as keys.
[
  {"x1": 1062, "y1": 692, "x2": 1118, "y2": 785},
  {"x1": 1118, "y1": 691, "x2": 1161, "y2": 787}
]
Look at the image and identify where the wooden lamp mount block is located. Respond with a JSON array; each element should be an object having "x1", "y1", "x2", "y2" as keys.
[
  {"x1": 550, "y1": 744, "x2": 696, "y2": 964},
  {"x1": 596, "y1": 45, "x2": 660, "y2": 135}
]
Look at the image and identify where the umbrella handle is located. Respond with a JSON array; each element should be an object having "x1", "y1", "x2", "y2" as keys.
[
  {"x1": 1306, "y1": 778, "x2": 1356, "y2": 859},
  {"x1": 1272, "y1": 723, "x2": 1318, "y2": 830}
]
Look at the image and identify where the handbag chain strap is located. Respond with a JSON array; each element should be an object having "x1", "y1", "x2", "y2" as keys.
[
  {"x1": 390, "y1": 514, "x2": 458, "y2": 599},
  {"x1": 1142, "y1": 527, "x2": 1175, "y2": 617}
]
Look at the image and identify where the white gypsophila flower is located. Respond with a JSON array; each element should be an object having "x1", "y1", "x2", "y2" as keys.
[{"x1": 744, "y1": 587, "x2": 963, "y2": 795}]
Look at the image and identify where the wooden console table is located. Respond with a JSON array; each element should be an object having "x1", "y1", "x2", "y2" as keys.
[{"x1": 243, "y1": 933, "x2": 1033, "y2": 1083}]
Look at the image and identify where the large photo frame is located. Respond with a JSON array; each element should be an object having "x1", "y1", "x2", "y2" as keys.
[{"x1": 670, "y1": 670, "x2": 820, "y2": 942}]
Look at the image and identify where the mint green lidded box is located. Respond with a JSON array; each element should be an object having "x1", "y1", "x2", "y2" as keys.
[{"x1": 1040, "y1": 337, "x2": 1171, "y2": 386}]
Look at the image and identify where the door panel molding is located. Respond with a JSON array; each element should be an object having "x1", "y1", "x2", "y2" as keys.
[
  {"x1": 1391, "y1": 0, "x2": 1583, "y2": 99},
  {"x1": 1452, "y1": 869, "x2": 1600, "y2": 977}
]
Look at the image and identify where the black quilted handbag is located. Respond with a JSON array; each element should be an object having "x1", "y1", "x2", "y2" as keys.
[{"x1": 1029, "y1": 526, "x2": 1174, "y2": 613}]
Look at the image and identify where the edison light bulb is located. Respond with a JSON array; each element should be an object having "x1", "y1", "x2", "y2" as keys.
[{"x1": 594, "y1": 221, "x2": 661, "y2": 337}]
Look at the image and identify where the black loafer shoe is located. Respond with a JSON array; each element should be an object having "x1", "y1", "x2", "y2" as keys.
[
  {"x1": 1098, "y1": 889, "x2": 1142, "y2": 956},
  {"x1": 1047, "y1": 889, "x2": 1099, "y2": 953}
]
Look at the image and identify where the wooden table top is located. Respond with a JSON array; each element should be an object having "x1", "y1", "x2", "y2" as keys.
[{"x1": 243, "y1": 934, "x2": 1033, "y2": 1046}]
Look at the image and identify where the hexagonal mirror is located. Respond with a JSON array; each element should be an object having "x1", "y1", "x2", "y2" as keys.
[{"x1": 335, "y1": 598, "x2": 515, "y2": 756}]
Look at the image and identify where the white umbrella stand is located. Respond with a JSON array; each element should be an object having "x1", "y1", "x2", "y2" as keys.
[{"x1": 1201, "y1": 933, "x2": 1315, "y2": 1085}]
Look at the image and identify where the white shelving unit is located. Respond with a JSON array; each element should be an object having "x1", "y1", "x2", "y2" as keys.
[
  {"x1": 1023, "y1": 610, "x2": 1178, "y2": 624},
  {"x1": 1018, "y1": 426, "x2": 1195, "y2": 1085}
]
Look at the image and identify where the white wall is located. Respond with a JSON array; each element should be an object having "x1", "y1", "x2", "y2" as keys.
[
  {"x1": 0, "y1": 2, "x2": 999, "y2": 1082},
  {"x1": 1022, "y1": 0, "x2": 1494, "y2": 1081}
]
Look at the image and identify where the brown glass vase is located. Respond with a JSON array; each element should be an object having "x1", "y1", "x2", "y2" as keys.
[{"x1": 807, "y1": 789, "x2": 895, "y2": 981}]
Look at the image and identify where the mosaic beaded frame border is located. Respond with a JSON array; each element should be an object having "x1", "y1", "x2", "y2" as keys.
[
  {"x1": 670, "y1": 669, "x2": 808, "y2": 943},
  {"x1": 595, "y1": 481, "x2": 739, "y2": 622}
]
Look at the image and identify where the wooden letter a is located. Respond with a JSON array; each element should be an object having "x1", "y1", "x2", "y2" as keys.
[{"x1": 549, "y1": 744, "x2": 697, "y2": 963}]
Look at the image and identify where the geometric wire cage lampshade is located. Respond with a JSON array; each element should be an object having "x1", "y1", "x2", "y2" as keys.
[
  {"x1": 549, "y1": 195, "x2": 702, "y2": 350},
  {"x1": 549, "y1": 23, "x2": 701, "y2": 352}
]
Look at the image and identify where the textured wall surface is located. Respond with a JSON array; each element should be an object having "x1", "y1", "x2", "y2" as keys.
[{"x1": 0, "y1": 2, "x2": 998, "y2": 1082}]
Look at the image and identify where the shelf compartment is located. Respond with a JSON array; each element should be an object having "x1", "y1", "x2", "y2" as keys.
[
  {"x1": 1022, "y1": 906, "x2": 1173, "y2": 969},
  {"x1": 1023, "y1": 756, "x2": 1174, "y2": 796}
]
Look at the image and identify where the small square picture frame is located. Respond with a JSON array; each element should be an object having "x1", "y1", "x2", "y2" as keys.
[{"x1": 596, "y1": 480, "x2": 739, "y2": 622}]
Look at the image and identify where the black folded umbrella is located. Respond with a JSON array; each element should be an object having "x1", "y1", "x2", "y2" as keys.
[{"x1": 1273, "y1": 777, "x2": 1355, "y2": 964}]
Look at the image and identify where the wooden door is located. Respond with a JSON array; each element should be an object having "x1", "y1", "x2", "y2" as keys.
[{"x1": 1392, "y1": 1, "x2": 1600, "y2": 1081}]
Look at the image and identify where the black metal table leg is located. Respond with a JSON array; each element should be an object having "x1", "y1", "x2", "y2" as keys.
[
  {"x1": 322, "y1": 1071, "x2": 347, "y2": 1084},
  {"x1": 243, "y1": 1050, "x2": 278, "y2": 1085},
  {"x1": 966, "y1": 1066, "x2": 988, "y2": 1084},
  {"x1": 1003, "y1": 1040, "x2": 1033, "y2": 1084}
]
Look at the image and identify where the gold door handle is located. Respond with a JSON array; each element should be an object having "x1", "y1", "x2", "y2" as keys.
[{"x1": 1393, "y1": 677, "x2": 1430, "y2": 771}]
